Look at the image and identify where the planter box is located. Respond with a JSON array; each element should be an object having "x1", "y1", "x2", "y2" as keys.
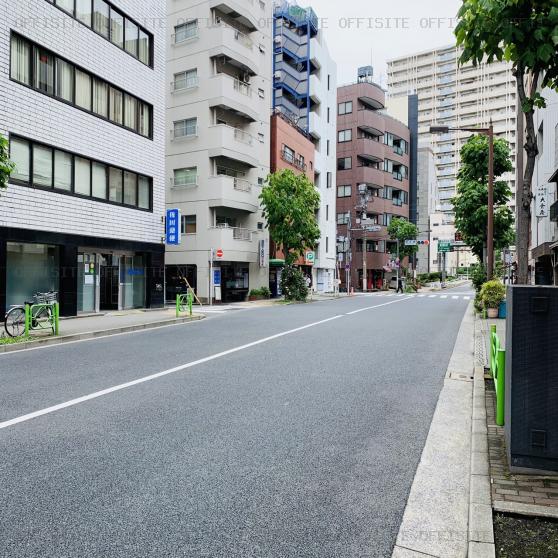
[{"x1": 498, "y1": 300, "x2": 507, "y2": 319}]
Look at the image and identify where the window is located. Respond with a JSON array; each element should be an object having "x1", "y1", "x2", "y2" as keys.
[
  {"x1": 56, "y1": 0, "x2": 74, "y2": 14},
  {"x1": 138, "y1": 29, "x2": 150, "y2": 65},
  {"x1": 326, "y1": 140, "x2": 330, "y2": 156},
  {"x1": 109, "y1": 87, "x2": 123, "y2": 124},
  {"x1": 125, "y1": 18, "x2": 139, "y2": 56},
  {"x1": 174, "y1": 69, "x2": 198, "y2": 90},
  {"x1": 174, "y1": 118, "x2": 197, "y2": 138},
  {"x1": 76, "y1": 0, "x2": 92, "y2": 26},
  {"x1": 123, "y1": 171, "x2": 137, "y2": 206},
  {"x1": 124, "y1": 94, "x2": 137, "y2": 130},
  {"x1": 33, "y1": 145, "x2": 53, "y2": 187},
  {"x1": 337, "y1": 212, "x2": 350, "y2": 225},
  {"x1": 92, "y1": 162, "x2": 107, "y2": 199},
  {"x1": 34, "y1": 48, "x2": 54, "y2": 95},
  {"x1": 56, "y1": 58, "x2": 74, "y2": 102},
  {"x1": 338, "y1": 157, "x2": 352, "y2": 171},
  {"x1": 93, "y1": 0, "x2": 110, "y2": 38},
  {"x1": 338, "y1": 129, "x2": 352, "y2": 143},
  {"x1": 74, "y1": 157, "x2": 91, "y2": 196},
  {"x1": 110, "y1": 8, "x2": 124, "y2": 47},
  {"x1": 10, "y1": 35, "x2": 31, "y2": 85},
  {"x1": 326, "y1": 172, "x2": 332, "y2": 188},
  {"x1": 181, "y1": 215, "x2": 197, "y2": 234},
  {"x1": 327, "y1": 107, "x2": 330, "y2": 123},
  {"x1": 282, "y1": 145, "x2": 295, "y2": 164},
  {"x1": 109, "y1": 167, "x2": 123, "y2": 202},
  {"x1": 92, "y1": 78, "x2": 108, "y2": 118},
  {"x1": 174, "y1": 167, "x2": 197, "y2": 186},
  {"x1": 327, "y1": 74, "x2": 331, "y2": 90},
  {"x1": 326, "y1": 205, "x2": 329, "y2": 220},
  {"x1": 175, "y1": 20, "x2": 198, "y2": 43},
  {"x1": 54, "y1": 150, "x2": 72, "y2": 191},
  {"x1": 139, "y1": 103, "x2": 151, "y2": 138},
  {"x1": 338, "y1": 101, "x2": 353, "y2": 115},
  {"x1": 10, "y1": 138, "x2": 30, "y2": 182},
  {"x1": 138, "y1": 176, "x2": 150, "y2": 209},
  {"x1": 75, "y1": 69, "x2": 91, "y2": 110},
  {"x1": 337, "y1": 185, "x2": 351, "y2": 197}
]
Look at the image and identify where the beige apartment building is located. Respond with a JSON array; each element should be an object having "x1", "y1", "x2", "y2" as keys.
[
  {"x1": 165, "y1": 0, "x2": 272, "y2": 303},
  {"x1": 387, "y1": 45, "x2": 517, "y2": 275}
]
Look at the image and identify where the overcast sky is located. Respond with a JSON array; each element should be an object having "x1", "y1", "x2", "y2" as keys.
[{"x1": 302, "y1": 0, "x2": 462, "y2": 87}]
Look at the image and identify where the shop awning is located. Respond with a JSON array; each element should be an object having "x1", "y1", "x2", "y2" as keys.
[{"x1": 269, "y1": 259, "x2": 285, "y2": 267}]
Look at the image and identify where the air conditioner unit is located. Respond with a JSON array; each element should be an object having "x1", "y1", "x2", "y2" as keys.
[
  {"x1": 274, "y1": 36, "x2": 283, "y2": 45},
  {"x1": 273, "y1": 71, "x2": 281, "y2": 80}
]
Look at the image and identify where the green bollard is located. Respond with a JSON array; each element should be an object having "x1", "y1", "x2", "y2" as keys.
[
  {"x1": 24, "y1": 304, "x2": 30, "y2": 337},
  {"x1": 496, "y1": 349, "x2": 506, "y2": 426},
  {"x1": 176, "y1": 294, "x2": 180, "y2": 318},
  {"x1": 187, "y1": 291, "x2": 193, "y2": 316}
]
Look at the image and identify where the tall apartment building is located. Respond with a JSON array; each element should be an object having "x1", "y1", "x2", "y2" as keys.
[
  {"x1": 272, "y1": 0, "x2": 337, "y2": 293},
  {"x1": 1, "y1": 0, "x2": 165, "y2": 317},
  {"x1": 336, "y1": 73, "x2": 411, "y2": 291},
  {"x1": 165, "y1": 0, "x2": 272, "y2": 303},
  {"x1": 387, "y1": 45, "x2": 517, "y2": 274}
]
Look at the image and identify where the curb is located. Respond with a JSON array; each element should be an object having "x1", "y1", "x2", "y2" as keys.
[{"x1": 0, "y1": 315, "x2": 204, "y2": 354}]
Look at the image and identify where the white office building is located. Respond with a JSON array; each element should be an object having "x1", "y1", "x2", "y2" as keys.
[
  {"x1": 165, "y1": 0, "x2": 272, "y2": 303},
  {"x1": 0, "y1": 0, "x2": 166, "y2": 317}
]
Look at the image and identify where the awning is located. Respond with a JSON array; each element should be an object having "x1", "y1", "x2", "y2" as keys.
[{"x1": 269, "y1": 258, "x2": 285, "y2": 267}]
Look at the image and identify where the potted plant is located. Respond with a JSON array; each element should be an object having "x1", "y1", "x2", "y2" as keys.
[{"x1": 480, "y1": 280, "x2": 506, "y2": 318}]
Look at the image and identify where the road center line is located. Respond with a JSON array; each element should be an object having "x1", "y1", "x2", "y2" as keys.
[
  {"x1": 345, "y1": 296, "x2": 413, "y2": 315},
  {"x1": 1, "y1": 314, "x2": 346, "y2": 430}
]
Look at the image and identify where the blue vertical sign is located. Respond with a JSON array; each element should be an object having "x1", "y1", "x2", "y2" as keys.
[{"x1": 166, "y1": 209, "x2": 181, "y2": 245}]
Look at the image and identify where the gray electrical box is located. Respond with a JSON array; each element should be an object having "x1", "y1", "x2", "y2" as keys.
[{"x1": 505, "y1": 285, "x2": 558, "y2": 473}]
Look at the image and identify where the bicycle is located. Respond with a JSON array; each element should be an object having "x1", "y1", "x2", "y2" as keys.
[{"x1": 4, "y1": 291, "x2": 59, "y2": 338}]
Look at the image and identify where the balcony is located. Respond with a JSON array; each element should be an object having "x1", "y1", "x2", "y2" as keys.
[
  {"x1": 207, "y1": 225, "x2": 259, "y2": 261},
  {"x1": 355, "y1": 137, "x2": 384, "y2": 164},
  {"x1": 208, "y1": 124, "x2": 259, "y2": 167},
  {"x1": 209, "y1": 25, "x2": 259, "y2": 76},
  {"x1": 207, "y1": 174, "x2": 259, "y2": 213},
  {"x1": 281, "y1": 148, "x2": 307, "y2": 172},
  {"x1": 354, "y1": 165, "x2": 385, "y2": 188},
  {"x1": 208, "y1": 73, "x2": 258, "y2": 122},
  {"x1": 356, "y1": 108, "x2": 385, "y2": 137},
  {"x1": 210, "y1": 1, "x2": 258, "y2": 32}
]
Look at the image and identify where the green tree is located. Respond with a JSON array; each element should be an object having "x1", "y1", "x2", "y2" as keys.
[
  {"x1": 387, "y1": 218, "x2": 419, "y2": 261},
  {"x1": 0, "y1": 135, "x2": 15, "y2": 192},
  {"x1": 455, "y1": 0, "x2": 558, "y2": 283},
  {"x1": 452, "y1": 135, "x2": 515, "y2": 265},
  {"x1": 260, "y1": 169, "x2": 320, "y2": 265}
]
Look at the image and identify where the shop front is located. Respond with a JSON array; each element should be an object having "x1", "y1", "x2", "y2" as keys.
[
  {"x1": 220, "y1": 262, "x2": 249, "y2": 303},
  {"x1": 0, "y1": 228, "x2": 164, "y2": 317}
]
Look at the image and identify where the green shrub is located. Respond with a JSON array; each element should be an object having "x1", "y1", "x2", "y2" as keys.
[
  {"x1": 474, "y1": 292, "x2": 484, "y2": 314},
  {"x1": 480, "y1": 280, "x2": 506, "y2": 309},
  {"x1": 259, "y1": 286, "x2": 271, "y2": 299},
  {"x1": 280, "y1": 266, "x2": 309, "y2": 301},
  {"x1": 471, "y1": 265, "x2": 487, "y2": 292}
]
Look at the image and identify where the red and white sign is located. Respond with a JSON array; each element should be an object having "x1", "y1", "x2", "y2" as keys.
[{"x1": 216, "y1": 249, "x2": 224, "y2": 259}]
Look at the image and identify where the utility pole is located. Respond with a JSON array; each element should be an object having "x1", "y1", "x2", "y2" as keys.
[{"x1": 487, "y1": 120, "x2": 494, "y2": 280}]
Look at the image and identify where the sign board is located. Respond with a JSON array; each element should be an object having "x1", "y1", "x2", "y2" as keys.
[
  {"x1": 166, "y1": 209, "x2": 181, "y2": 245},
  {"x1": 438, "y1": 240, "x2": 453, "y2": 253},
  {"x1": 338, "y1": 253, "x2": 344, "y2": 262},
  {"x1": 404, "y1": 239, "x2": 418, "y2": 246},
  {"x1": 259, "y1": 239, "x2": 267, "y2": 268},
  {"x1": 215, "y1": 248, "x2": 224, "y2": 260},
  {"x1": 213, "y1": 269, "x2": 222, "y2": 287},
  {"x1": 536, "y1": 185, "x2": 549, "y2": 218},
  {"x1": 345, "y1": 264, "x2": 350, "y2": 270},
  {"x1": 365, "y1": 225, "x2": 382, "y2": 232},
  {"x1": 305, "y1": 251, "x2": 315, "y2": 264}
]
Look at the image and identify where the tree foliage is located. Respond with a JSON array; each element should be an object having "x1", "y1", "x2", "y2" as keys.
[
  {"x1": 452, "y1": 135, "x2": 515, "y2": 263},
  {"x1": 387, "y1": 218, "x2": 418, "y2": 260},
  {"x1": 455, "y1": 0, "x2": 558, "y2": 283},
  {"x1": 260, "y1": 169, "x2": 320, "y2": 266},
  {"x1": 0, "y1": 135, "x2": 14, "y2": 191},
  {"x1": 280, "y1": 265, "x2": 309, "y2": 302}
]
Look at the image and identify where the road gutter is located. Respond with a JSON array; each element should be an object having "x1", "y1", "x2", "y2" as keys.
[{"x1": 392, "y1": 303, "x2": 495, "y2": 558}]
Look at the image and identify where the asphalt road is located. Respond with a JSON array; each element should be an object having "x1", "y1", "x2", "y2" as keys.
[{"x1": 0, "y1": 290, "x2": 472, "y2": 558}]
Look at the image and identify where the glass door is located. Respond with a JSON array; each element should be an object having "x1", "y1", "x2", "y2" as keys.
[{"x1": 77, "y1": 253, "x2": 97, "y2": 313}]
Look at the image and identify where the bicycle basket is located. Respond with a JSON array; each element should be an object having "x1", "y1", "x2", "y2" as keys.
[{"x1": 33, "y1": 291, "x2": 58, "y2": 304}]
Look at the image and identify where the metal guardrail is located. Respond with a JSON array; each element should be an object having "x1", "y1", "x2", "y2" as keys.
[{"x1": 490, "y1": 324, "x2": 505, "y2": 426}]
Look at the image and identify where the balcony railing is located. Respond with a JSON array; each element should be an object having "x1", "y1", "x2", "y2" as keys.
[
  {"x1": 233, "y1": 77, "x2": 252, "y2": 96},
  {"x1": 233, "y1": 127, "x2": 254, "y2": 145},
  {"x1": 172, "y1": 23, "x2": 199, "y2": 45},
  {"x1": 280, "y1": 148, "x2": 307, "y2": 171},
  {"x1": 233, "y1": 28, "x2": 253, "y2": 49},
  {"x1": 211, "y1": 225, "x2": 253, "y2": 241},
  {"x1": 393, "y1": 146, "x2": 404, "y2": 156},
  {"x1": 392, "y1": 171, "x2": 403, "y2": 181}
]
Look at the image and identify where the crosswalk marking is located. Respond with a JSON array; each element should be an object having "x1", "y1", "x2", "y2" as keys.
[
  {"x1": 452, "y1": 296, "x2": 459, "y2": 300},
  {"x1": 428, "y1": 295, "x2": 436, "y2": 298},
  {"x1": 363, "y1": 292, "x2": 473, "y2": 301},
  {"x1": 440, "y1": 295, "x2": 447, "y2": 299}
]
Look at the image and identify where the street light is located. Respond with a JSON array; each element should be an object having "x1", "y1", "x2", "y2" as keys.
[{"x1": 429, "y1": 121, "x2": 495, "y2": 280}]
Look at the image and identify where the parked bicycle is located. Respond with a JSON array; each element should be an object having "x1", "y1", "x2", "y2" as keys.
[{"x1": 4, "y1": 291, "x2": 59, "y2": 338}]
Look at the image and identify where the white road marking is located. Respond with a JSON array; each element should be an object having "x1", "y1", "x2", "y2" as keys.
[
  {"x1": 0, "y1": 314, "x2": 346, "y2": 430},
  {"x1": 345, "y1": 296, "x2": 412, "y2": 315},
  {"x1": 452, "y1": 296, "x2": 459, "y2": 300},
  {"x1": 418, "y1": 295, "x2": 426, "y2": 298},
  {"x1": 463, "y1": 296, "x2": 471, "y2": 300},
  {"x1": 428, "y1": 295, "x2": 437, "y2": 298},
  {"x1": 440, "y1": 295, "x2": 448, "y2": 299}
]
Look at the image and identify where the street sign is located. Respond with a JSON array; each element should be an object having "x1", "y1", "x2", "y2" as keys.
[
  {"x1": 438, "y1": 240, "x2": 453, "y2": 253},
  {"x1": 216, "y1": 248, "x2": 224, "y2": 259},
  {"x1": 166, "y1": 209, "x2": 181, "y2": 245},
  {"x1": 305, "y1": 251, "x2": 315, "y2": 264},
  {"x1": 404, "y1": 239, "x2": 418, "y2": 246},
  {"x1": 213, "y1": 269, "x2": 222, "y2": 287},
  {"x1": 536, "y1": 185, "x2": 549, "y2": 218},
  {"x1": 345, "y1": 264, "x2": 350, "y2": 270}
]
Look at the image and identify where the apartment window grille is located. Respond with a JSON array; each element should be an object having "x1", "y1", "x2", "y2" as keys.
[
  {"x1": 175, "y1": 20, "x2": 198, "y2": 43},
  {"x1": 174, "y1": 168, "x2": 198, "y2": 186},
  {"x1": 173, "y1": 118, "x2": 197, "y2": 139}
]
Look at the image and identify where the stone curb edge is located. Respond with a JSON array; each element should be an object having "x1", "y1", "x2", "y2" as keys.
[{"x1": 0, "y1": 315, "x2": 205, "y2": 354}]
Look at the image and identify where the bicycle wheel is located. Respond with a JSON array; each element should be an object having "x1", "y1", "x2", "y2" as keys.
[
  {"x1": 4, "y1": 307, "x2": 26, "y2": 337},
  {"x1": 33, "y1": 306, "x2": 53, "y2": 331}
]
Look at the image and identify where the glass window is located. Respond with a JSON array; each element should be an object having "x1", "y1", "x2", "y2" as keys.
[
  {"x1": 74, "y1": 156, "x2": 91, "y2": 195},
  {"x1": 174, "y1": 69, "x2": 197, "y2": 90},
  {"x1": 124, "y1": 18, "x2": 138, "y2": 56},
  {"x1": 124, "y1": 94, "x2": 137, "y2": 130},
  {"x1": 34, "y1": 48, "x2": 54, "y2": 95},
  {"x1": 92, "y1": 78, "x2": 108, "y2": 118},
  {"x1": 181, "y1": 215, "x2": 197, "y2": 234},
  {"x1": 336, "y1": 212, "x2": 350, "y2": 225},
  {"x1": 139, "y1": 102, "x2": 151, "y2": 137},
  {"x1": 338, "y1": 129, "x2": 352, "y2": 142},
  {"x1": 56, "y1": 0, "x2": 74, "y2": 14},
  {"x1": 110, "y1": 9, "x2": 124, "y2": 48},
  {"x1": 338, "y1": 101, "x2": 353, "y2": 115},
  {"x1": 123, "y1": 171, "x2": 137, "y2": 206},
  {"x1": 174, "y1": 167, "x2": 197, "y2": 186},
  {"x1": 175, "y1": 20, "x2": 198, "y2": 43},
  {"x1": 138, "y1": 176, "x2": 150, "y2": 209},
  {"x1": 92, "y1": 162, "x2": 107, "y2": 199},
  {"x1": 138, "y1": 29, "x2": 150, "y2": 65},
  {"x1": 33, "y1": 145, "x2": 53, "y2": 187},
  {"x1": 174, "y1": 118, "x2": 197, "y2": 138},
  {"x1": 93, "y1": 0, "x2": 110, "y2": 38},
  {"x1": 56, "y1": 58, "x2": 74, "y2": 102},
  {"x1": 337, "y1": 185, "x2": 351, "y2": 197},
  {"x1": 109, "y1": 167, "x2": 123, "y2": 202},
  {"x1": 10, "y1": 35, "x2": 31, "y2": 85},
  {"x1": 337, "y1": 157, "x2": 352, "y2": 171},
  {"x1": 75, "y1": 69, "x2": 91, "y2": 110},
  {"x1": 10, "y1": 138, "x2": 30, "y2": 182},
  {"x1": 76, "y1": 0, "x2": 92, "y2": 26},
  {"x1": 54, "y1": 150, "x2": 72, "y2": 191},
  {"x1": 109, "y1": 87, "x2": 123, "y2": 124}
]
